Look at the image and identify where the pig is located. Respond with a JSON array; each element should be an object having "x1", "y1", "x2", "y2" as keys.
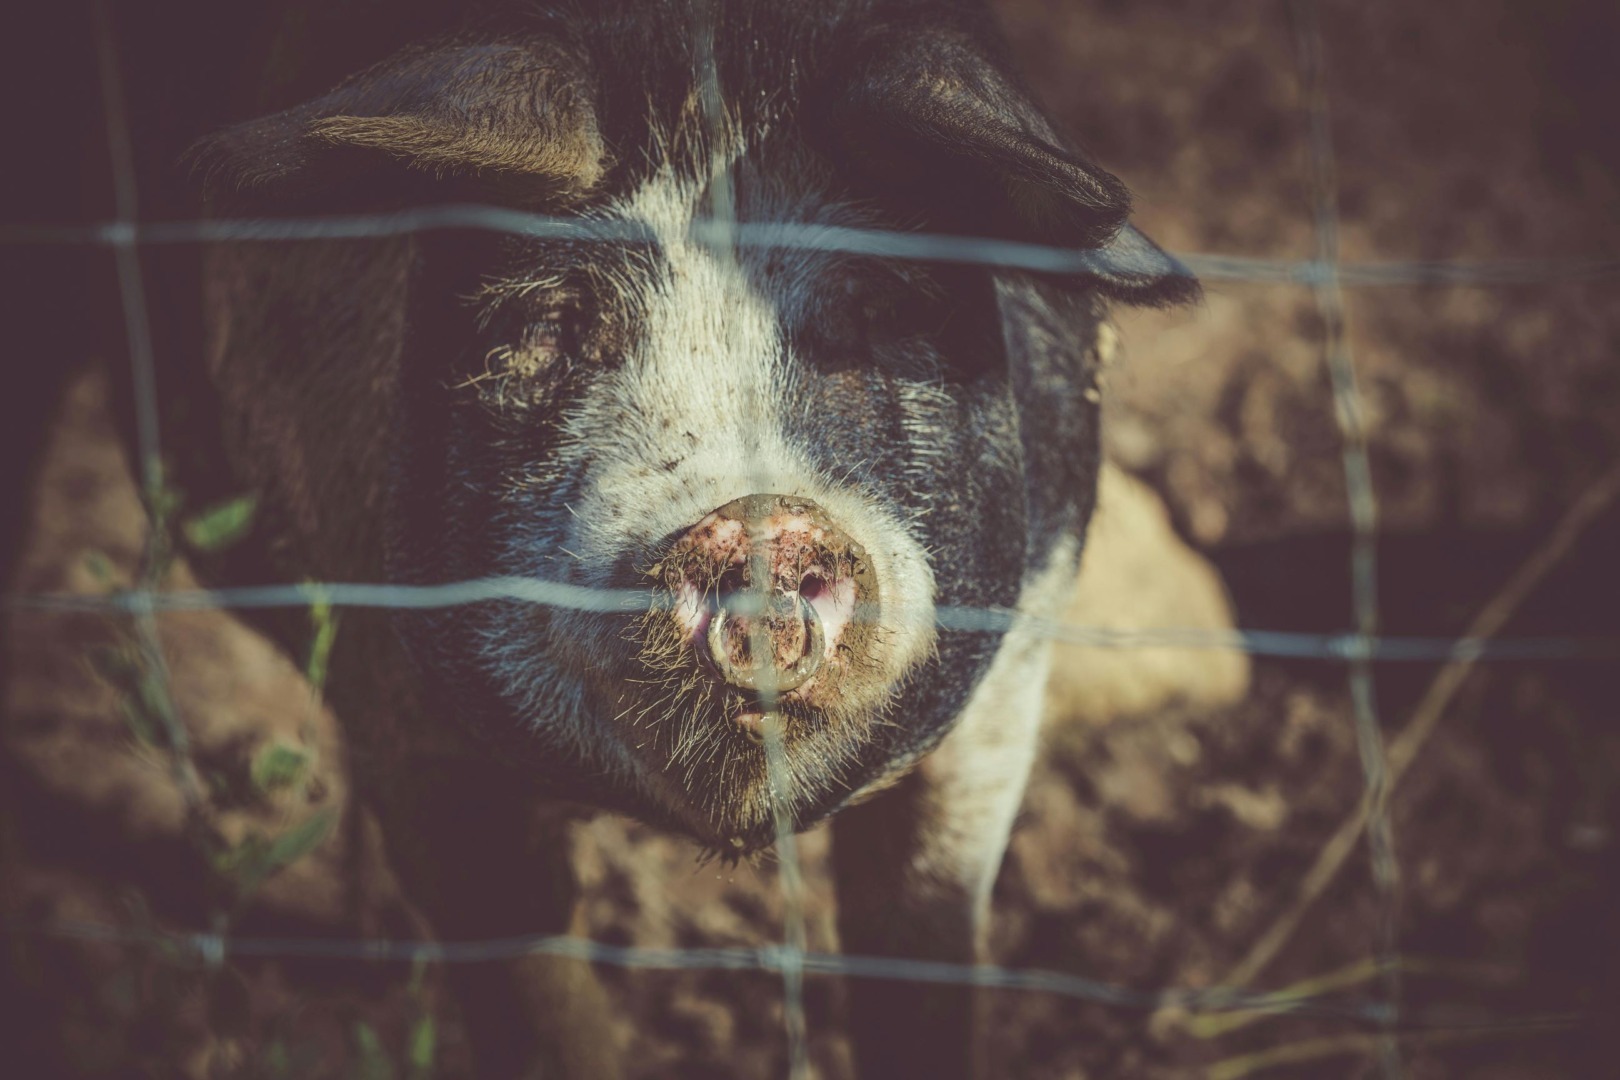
[{"x1": 20, "y1": 0, "x2": 1197, "y2": 1075}]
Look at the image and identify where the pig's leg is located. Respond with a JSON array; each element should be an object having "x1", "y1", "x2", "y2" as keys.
[
  {"x1": 367, "y1": 770, "x2": 620, "y2": 1079},
  {"x1": 833, "y1": 629, "x2": 1052, "y2": 1080}
]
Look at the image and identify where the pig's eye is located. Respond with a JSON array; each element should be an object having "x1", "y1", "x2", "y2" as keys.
[
  {"x1": 488, "y1": 318, "x2": 570, "y2": 378},
  {"x1": 836, "y1": 257, "x2": 950, "y2": 333},
  {"x1": 853, "y1": 285, "x2": 948, "y2": 344},
  {"x1": 520, "y1": 319, "x2": 569, "y2": 363},
  {"x1": 457, "y1": 312, "x2": 582, "y2": 410}
]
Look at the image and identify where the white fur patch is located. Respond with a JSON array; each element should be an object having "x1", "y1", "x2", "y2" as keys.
[
  {"x1": 898, "y1": 535, "x2": 1082, "y2": 932},
  {"x1": 560, "y1": 168, "x2": 938, "y2": 686}
]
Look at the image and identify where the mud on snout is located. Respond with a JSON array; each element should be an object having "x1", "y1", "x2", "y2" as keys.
[{"x1": 576, "y1": 491, "x2": 931, "y2": 839}]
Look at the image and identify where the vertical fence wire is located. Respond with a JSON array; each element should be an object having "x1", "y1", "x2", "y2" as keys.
[
  {"x1": 1289, "y1": 2, "x2": 1403, "y2": 1076},
  {"x1": 91, "y1": 0, "x2": 201, "y2": 812},
  {"x1": 692, "y1": 4, "x2": 812, "y2": 1074}
]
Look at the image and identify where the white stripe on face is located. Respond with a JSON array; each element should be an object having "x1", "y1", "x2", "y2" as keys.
[{"x1": 558, "y1": 165, "x2": 939, "y2": 694}]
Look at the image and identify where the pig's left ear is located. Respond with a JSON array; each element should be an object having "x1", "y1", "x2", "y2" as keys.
[
  {"x1": 812, "y1": 25, "x2": 1197, "y2": 307},
  {"x1": 189, "y1": 39, "x2": 606, "y2": 207}
]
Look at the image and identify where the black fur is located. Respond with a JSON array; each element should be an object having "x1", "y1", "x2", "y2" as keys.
[{"x1": 10, "y1": 2, "x2": 1198, "y2": 1076}]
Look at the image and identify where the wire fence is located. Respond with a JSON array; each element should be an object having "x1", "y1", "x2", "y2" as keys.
[
  {"x1": 10, "y1": 211, "x2": 1620, "y2": 288},
  {"x1": 1287, "y1": 3, "x2": 1401, "y2": 1074},
  {"x1": 5, "y1": 0, "x2": 1618, "y2": 1076},
  {"x1": 12, "y1": 580, "x2": 1620, "y2": 662}
]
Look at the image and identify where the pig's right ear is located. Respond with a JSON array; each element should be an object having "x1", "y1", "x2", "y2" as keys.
[{"x1": 188, "y1": 40, "x2": 606, "y2": 207}]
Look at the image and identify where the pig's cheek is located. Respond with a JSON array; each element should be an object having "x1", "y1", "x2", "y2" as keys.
[{"x1": 783, "y1": 667, "x2": 842, "y2": 712}]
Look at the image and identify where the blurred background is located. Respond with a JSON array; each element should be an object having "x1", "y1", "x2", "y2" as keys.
[{"x1": 4, "y1": 1, "x2": 1619, "y2": 1077}]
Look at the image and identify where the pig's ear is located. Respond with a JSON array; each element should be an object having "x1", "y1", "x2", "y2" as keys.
[
  {"x1": 1084, "y1": 223, "x2": 1201, "y2": 308},
  {"x1": 189, "y1": 41, "x2": 606, "y2": 206},
  {"x1": 814, "y1": 26, "x2": 1197, "y2": 306}
]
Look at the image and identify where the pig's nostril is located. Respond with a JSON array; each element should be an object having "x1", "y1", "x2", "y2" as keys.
[
  {"x1": 798, "y1": 573, "x2": 826, "y2": 602},
  {"x1": 706, "y1": 591, "x2": 825, "y2": 694}
]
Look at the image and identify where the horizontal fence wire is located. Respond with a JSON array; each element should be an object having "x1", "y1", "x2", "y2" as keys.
[
  {"x1": 14, "y1": 920, "x2": 1469, "y2": 1026},
  {"x1": 5, "y1": 209, "x2": 1620, "y2": 287},
  {"x1": 7, "y1": 580, "x2": 1616, "y2": 662},
  {"x1": 28, "y1": 919, "x2": 1591, "y2": 1041}
]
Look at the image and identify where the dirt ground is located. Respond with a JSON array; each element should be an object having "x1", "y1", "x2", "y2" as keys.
[{"x1": 6, "y1": 2, "x2": 1620, "y2": 1078}]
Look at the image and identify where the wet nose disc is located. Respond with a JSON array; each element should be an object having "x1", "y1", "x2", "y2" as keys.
[{"x1": 707, "y1": 592, "x2": 825, "y2": 694}]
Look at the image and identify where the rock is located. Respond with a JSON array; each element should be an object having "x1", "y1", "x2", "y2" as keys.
[
  {"x1": 2, "y1": 370, "x2": 426, "y2": 1078},
  {"x1": 1045, "y1": 463, "x2": 1250, "y2": 727}
]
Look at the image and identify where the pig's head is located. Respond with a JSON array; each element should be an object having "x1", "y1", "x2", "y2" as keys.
[{"x1": 191, "y1": 2, "x2": 1194, "y2": 852}]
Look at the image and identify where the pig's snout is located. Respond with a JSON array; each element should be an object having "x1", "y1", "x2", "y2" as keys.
[
  {"x1": 658, "y1": 493, "x2": 878, "y2": 703},
  {"x1": 706, "y1": 589, "x2": 824, "y2": 693}
]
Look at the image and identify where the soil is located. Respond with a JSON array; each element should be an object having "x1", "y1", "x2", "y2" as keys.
[{"x1": 5, "y1": 2, "x2": 1620, "y2": 1078}]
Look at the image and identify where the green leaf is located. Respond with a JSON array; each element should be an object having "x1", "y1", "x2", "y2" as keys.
[
  {"x1": 214, "y1": 808, "x2": 336, "y2": 897},
  {"x1": 263, "y1": 1039, "x2": 291, "y2": 1078},
  {"x1": 180, "y1": 493, "x2": 257, "y2": 553},
  {"x1": 408, "y1": 1015, "x2": 436, "y2": 1077},
  {"x1": 211, "y1": 834, "x2": 270, "y2": 884},
  {"x1": 147, "y1": 471, "x2": 183, "y2": 527},
  {"x1": 82, "y1": 550, "x2": 116, "y2": 587},
  {"x1": 305, "y1": 591, "x2": 340, "y2": 692},
  {"x1": 250, "y1": 742, "x2": 310, "y2": 793},
  {"x1": 354, "y1": 1021, "x2": 397, "y2": 1080},
  {"x1": 263, "y1": 808, "x2": 336, "y2": 873}
]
